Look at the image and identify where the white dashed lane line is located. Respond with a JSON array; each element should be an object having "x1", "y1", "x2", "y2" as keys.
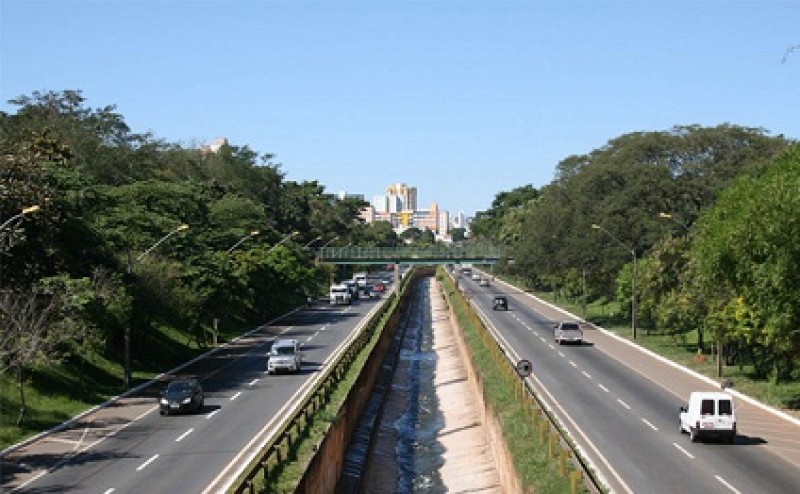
[
  {"x1": 230, "y1": 392, "x2": 242, "y2": 401},
  {"x1": 248, "y1": 378, "x2": 259, "y2": 386},
  {"x1": 569, "y1": 361, "x2": 578, "y2": 368},
  {"x1": 641, "y1": 418, "x2": 659, "y2": 431},
  {"x1": 582, "y1": 371, "x2": 592, "y2": 379},
  {"x1": 598, "y1": 384, "x2": 610, "y2": 393},
  {"x1": 673, "y1": 443, "x2": 694, "y2": 459},
  {"x1": 715, "y1": 475, "x2": 741, "y2": 494},
  {"x1": 617, "y1": 399, "x2": 631, "y2": 410},
  {"x1": 137, "y1": 454, "x2": 160, "y2": 471},
  {"x1": 206, "y1": 409, "x2": 220, "y2": 419},
  {"x1": 557, "y1": 351, "x2": 565, "y2": 357},
  {"x1": 175, "y1": 428, "x2": 193, "y2": 442}
]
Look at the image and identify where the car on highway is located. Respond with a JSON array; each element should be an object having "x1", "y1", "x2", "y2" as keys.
[
  {"x1": 679, "y1": 391, "x2": 736, "y2": 443},
  {"x1": 471, "y1": 273, "x2": 481, "y2": 281},
  {"x1": 267, "y1": 338, "x2": 302, "y2": 374},
  {"x1": 554, "y1": 321, "x2": 583, "y2": 345},
  {"x1": 479, "y1": 277, "x2": 490, "y2": 286},
  {"x1": 159, "y1": 378, "x2": 204, "y2": 415},
  {"x1": 493, "y1": 295, "x2": 508, "y2": 310}
]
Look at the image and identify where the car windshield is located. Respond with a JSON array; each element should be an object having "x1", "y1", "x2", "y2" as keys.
[
  {"x1": 273, "y1": 346, "x2": 295, "y2": 356},
  {"x1": 560, "y1": 323, "x2": 579, "y2": 331},
  {"x1": 168, "y1": 381, "x2": 193, "y2": 392}
]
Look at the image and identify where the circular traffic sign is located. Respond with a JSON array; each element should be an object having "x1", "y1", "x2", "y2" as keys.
[{"x1": 516, "y1": 359, "x2": 532, "y2": 378}]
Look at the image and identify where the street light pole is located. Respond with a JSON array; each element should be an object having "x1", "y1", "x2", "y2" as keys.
[
  {"x1": 267, "y1": 231, "x2": 299, "y2": 254},
  {"x1": 124, "y1": 223, "x2": 190, "y2": 388},
  {"x1": 304, "y1": 235, "x2": 323, "y2": 248},
  {"x1": 226, "y1": 230, "x2": 261, "y2": 254},
  {"x1": 591, "y1": 224, "x2": 637, "y2": 339},
  {"x1": 1, "y1": 205, "x2": 41, "y2": 288}
]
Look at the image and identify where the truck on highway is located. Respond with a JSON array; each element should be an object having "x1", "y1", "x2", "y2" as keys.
[{"x1": 329, "y1": 284, "x2": 352, "y2": 305}]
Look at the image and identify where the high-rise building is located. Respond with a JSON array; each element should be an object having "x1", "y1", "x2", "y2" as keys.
[{"x1": 387, "y1": 183, "x2": 417, "y2": 212}]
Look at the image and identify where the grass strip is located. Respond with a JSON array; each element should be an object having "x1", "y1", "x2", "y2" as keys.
[{"x1": 437, "y1": 270, "x2": 580, "y2": 494}]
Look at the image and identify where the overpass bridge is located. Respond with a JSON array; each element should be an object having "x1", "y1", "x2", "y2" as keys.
[{"x1": 315, "y1": 245, "x2": 509, "y2": 266}]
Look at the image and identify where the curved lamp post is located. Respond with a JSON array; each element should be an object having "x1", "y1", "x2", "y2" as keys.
[
  {"x1": 1, "y1": 205, "x2": 41, "y2": 287},
  {"x1": 125, "y1": 223, "x2": 190, "y2": 388},
  {"x1": 226, "y1": 230, "x2": 261, "y2": 254},
  {"x1": 0, "y1": 205, "x2": 41, "y2": 232},
  {"x1": 304, "y1": 235, "x2": 323, "y2": 248},
  {"x1": 591, "y1": 223, "x2": 637, "y2": 339},
  {"x1": 267, "y1": 231, "x2": 299, "y2": 254}
]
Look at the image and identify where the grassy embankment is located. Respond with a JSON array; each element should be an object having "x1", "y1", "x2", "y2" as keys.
[{"x1": 0, "y1": 315, "x2": 273, "y2": 450}]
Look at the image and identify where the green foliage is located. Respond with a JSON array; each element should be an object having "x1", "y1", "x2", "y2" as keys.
[
  {"x1": 0, "y1": 89, "x2": 368, "y2": 425},
  {"x1": 689, "y1": 144, "x2": 800, "y2": 381}
]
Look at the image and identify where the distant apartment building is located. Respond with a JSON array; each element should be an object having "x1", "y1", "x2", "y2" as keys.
[
  {"x1": 359, "y1": 183, "x2": 467, "y2": 240},
  {"x1": 201, "y1": 137, "x2": 228, "y2": 155}
]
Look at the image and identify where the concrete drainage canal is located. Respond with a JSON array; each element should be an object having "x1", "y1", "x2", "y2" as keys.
[{"x1": 337, "y1": 275, "x2": 501, "y2": 493}]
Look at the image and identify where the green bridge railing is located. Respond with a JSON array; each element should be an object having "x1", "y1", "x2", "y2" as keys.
[{"x1": 315, "y1": 245, "x2": 509, "y2": 265}]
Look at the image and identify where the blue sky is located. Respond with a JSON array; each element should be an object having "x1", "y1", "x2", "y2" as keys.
[{"x1": 2, "y1": 1, "x2": 798, "y2": 217}]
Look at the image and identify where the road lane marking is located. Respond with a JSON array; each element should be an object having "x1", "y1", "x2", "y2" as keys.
[
  {"x1": 715, "y1": 475, "x2": 741, "y2": 493},
  {"x1": 673, "y1": 443, "x2": 694, "y2": 458},
  {"x1": 598, "y1": 384, "x2": 610, "y2": 392},
  {"x1": 569, "y1": 361, "x2": 577, "y2": 368},
  {"x1": 641, "y1": 419, "x2": 658, "y2": 431},
  {"x1": 207, "y1": 409, "x2": 220, "y2": 419},
  {"x1": 548, "y1": 344, "x2": 555, "y2": 349},
  {"x1": 539, "y1": 336, "x2": 546, "y2": 342},
  {"x1": 582, "y1": 371, "x2": 592, "y2": 379},
  {"x1": 103, "y1": 489, "x2": 115, "y2": 494},
  {"x1": 176, "y1": 428, "x2": 194, "y2": 442},
  {"x1": 248, "y1": 378, "x2": 259, "y2": 386},
  {"x1": 137, "y1": 454, "x2": 160, "y2": 471},
  {"x1": 230, "y1": 392, "x2": 242, "y2": 401},
  {"x1": 617, "y1": 399, "x2": 631, "y2": 410},
  {"x1": 558, "y1": 351, "x2": 565, "y2": 357}
]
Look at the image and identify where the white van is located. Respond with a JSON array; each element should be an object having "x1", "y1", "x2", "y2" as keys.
[
  {"x1": 679, "y1": 391, "x2": 736, "y2": 443},
  {"x1": 267, "y1": 339, "x2": 302, "y2": 374}
]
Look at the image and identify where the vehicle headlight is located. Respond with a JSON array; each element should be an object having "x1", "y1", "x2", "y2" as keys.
[
  {"x1": 182, "y1": 397, "x2": 192, "y2": 404},
  {"x1": 160, "y1": 398, "x2": 168, "y2": 405}
]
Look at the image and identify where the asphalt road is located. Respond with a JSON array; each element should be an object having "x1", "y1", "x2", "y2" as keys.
[
  {"x1": 460, "y1": 270, "x2": 800, "y2": 494},
  {"x1": 1, "y1": 295, "x2": 386, "y2": 493}
]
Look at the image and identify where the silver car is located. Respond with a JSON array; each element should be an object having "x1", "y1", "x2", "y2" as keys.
[{"x1": 267, "y1": 339, "x2": 302, "y2": 374}]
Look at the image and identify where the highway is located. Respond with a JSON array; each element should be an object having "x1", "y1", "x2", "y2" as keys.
[
  {"x1": 2, "y1": 295, "x2": 386, "y2": 493},
  {"x1": 460, "y1": 270, "x2": 800, "y2": 494}
]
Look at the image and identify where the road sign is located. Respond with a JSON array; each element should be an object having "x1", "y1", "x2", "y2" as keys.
[{"x1": 516, "y1": 359, "x2": 532, "y2": 378}]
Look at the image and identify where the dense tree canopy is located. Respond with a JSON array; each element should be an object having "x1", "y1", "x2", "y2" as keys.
[
  {"x1": 479, "y1": 124, "x2": 796, "y2": 381},
  {"x1": 1, "y1": 90, "x2": 385, "y2": 399}
]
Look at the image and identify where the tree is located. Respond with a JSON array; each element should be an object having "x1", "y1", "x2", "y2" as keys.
[{"x1": 690, "y1": 144, "x2": 800, "y2": 381}]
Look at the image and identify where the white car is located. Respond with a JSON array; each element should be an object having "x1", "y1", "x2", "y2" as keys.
[
  {"x1": 554, "y1": 321, "x2": 583, "y2": 345},
  {"x1": 679, "y1": 391, "x2": 736, "y2": 443},
  {"x1": 267, "y1": 339, "x2": 302, "y2": 374}
]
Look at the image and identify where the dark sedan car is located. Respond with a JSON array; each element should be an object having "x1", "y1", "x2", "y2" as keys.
[{"x1": 159, "y1": 378, "x2": 204, "y2": 415}]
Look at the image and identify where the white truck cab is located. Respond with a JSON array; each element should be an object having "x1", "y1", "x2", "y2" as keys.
[{"x1": 679, "y1": 391, "x2": 736, "y2": 443}]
